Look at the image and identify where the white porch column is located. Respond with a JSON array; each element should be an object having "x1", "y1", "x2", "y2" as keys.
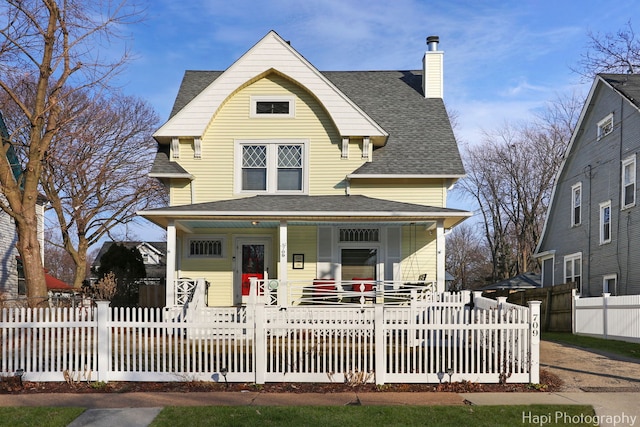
[
  {"x1": 436, "y1": 219, "x2": 446, "y2": 293},
  {"x1": 166, "y1": 221, "x2": 176, "y2": 306},
  {"x1": 279, "y1": 220, "x2": 288, "y2": 283}
]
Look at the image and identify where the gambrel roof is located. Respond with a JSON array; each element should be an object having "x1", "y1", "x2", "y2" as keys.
[{"x1": 152, "y1": 31, "x2": 464, "y2": 178}]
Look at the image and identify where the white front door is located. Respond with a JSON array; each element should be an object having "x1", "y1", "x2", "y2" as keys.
[{"x1": 234, "y1": 238, "x2": 271, "y2": 305}]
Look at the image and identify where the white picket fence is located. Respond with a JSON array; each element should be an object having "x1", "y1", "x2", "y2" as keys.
[
  {"x1": 0, "y1": 291, "x2": 541, "y2": 385},
  {"x1": 573, "y1": 292, "x2": 640, "y2": 343}
]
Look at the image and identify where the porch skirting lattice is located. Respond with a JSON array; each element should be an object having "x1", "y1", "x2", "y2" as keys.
[{"x1": 0, "y1": 292, "x2": 540, "y2": 385}]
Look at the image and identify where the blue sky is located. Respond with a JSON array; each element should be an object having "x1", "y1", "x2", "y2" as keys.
[{"x1": 112, "y1": 0, "x2": 639, "y2": 240}]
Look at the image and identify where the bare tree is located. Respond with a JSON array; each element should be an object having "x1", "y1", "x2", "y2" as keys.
[
  {"x1": 574, "y1": 21, "x2": 640, "y2": 79},
  {"x1": 0, "y1": 1, "x2": 141, "y2": 305},
  {"x1": 40, "y1": 90, "x2": 164, "y2": 289},
  {"x1": 456, "y1": 94, "x2": 580, "y2": 282},
  {"x1": 445, "y1": 222, "x2": 492, "y2": 290}
]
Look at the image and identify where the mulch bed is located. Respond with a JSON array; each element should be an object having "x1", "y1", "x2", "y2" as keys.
[{"x1": 0, "y1": 369, "x2": 562, "y2": 394}]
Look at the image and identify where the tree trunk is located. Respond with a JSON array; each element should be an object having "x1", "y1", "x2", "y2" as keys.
[{"x1": 16, "y1": 214, "x2": 47, "y2": 307}]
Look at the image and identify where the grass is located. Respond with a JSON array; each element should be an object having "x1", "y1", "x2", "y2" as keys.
[
  {"x1": 150, "y1": 405, "x2": 596, "y2": 427},
  {"x1": 543, "y1": 332, "x2": 640, "y2": 360},
  {"x1": 0, "y1": 407, "x2": 84, "y2": 427}
]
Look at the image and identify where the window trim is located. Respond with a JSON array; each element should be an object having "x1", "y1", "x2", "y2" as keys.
[
  {"x1": 571, "y1": 182, "x2": 582, "y2": 227},
  {"x1": 185, "y1": 236, "x2": 226, "y2": 259},
  {"x1": 250, "y1": 96, "x2": 295, "y2": 118},
  {"x1": 622, "y1": 155, "x2": 636, "y2": 209},
  {"x1": 599, "y1": 200, "x2": 612, "y2": 244},
  {"x1": 235, "y1": 139, "x2": 309, "y2": 195},
  {"x1": 603, "y1": 273, "x2": 617, "y2": 295},
  {"x1": 564, "y1": 252, "x2": 582, "y2": 294},
  {"x1": 597, "y1": 113, "x2": 614, "y2": 140}
]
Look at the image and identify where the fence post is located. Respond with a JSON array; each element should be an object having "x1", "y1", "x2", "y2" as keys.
[
  {"x1": 95, "y1": 301, "x2": 110, "y2": 383},
  {"x1": 374, "y1": 304, "x2": 385, "y2": 385},
  {"x1": 571, "y1": 289, "x2": 578, "y2": 334},
  {"x1": 528, "y1": 300, "x2": 541, "y2": 384},
  {"x1": 602, "y1": 293, "x2": 610, "y2": 339},
  {"x1": 254, "y1": 303, "x2": 266, "y2": 385}
]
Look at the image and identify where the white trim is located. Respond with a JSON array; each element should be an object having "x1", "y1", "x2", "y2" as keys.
[
  {"x1": 234, "y1": 139, "x2": 309, "y2": 195},
  {"x1": 149, "y1": 172, "x2": 194, "y2": 180},
  {"x1": 602, "y1": 273, "x2": 617, "y2": 294},
  {"x1": 171, "y1": 137, "x2": 179, "y2": 159},
  {"x1": 347, "y1": 173, "x2": 466, "y2": 180},
  {"x1": 571, "y1": 182, "x2": 582, "y2": 227},
  {"x1": 597, "y1": 113, "x2": 614, "y2": 140},
  {"x1": 193, "y1": 137, "x2": 202, "y2": 159},
  {"x1": 153, "y1": 31, "x2": 387, "y2": 143},
  {"x1": 622, "y1": 154, "x2": 636, "y2": 209},
  {"x1": 341, "y1": 137, "x2": 349, "y2": 159},
  {"x1": 564, "y1": 252, "x2": 582, "y2": 295},
  {"x1": 184, "y1": 235, "x2": 226, "y2": 258},
  {"x1": 599, "y1": 200, "x2": 612, "y2": 244},
  {"x1": 250, "y1": 95, "x2": 295, "y2": 118},
  {"x1": 362, "y1": 136, "x2": 370, "y2": 159}
]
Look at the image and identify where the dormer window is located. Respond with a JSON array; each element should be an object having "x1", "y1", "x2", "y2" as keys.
[
  {"x1": 597, "y1": 113, "x2": 613, "y2": 140},
  {"x1": 250, "y1": 96, "x2": 295, "y2": 118}
]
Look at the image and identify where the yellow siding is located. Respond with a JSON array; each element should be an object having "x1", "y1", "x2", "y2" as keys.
[
  {"x1": 349, "y1": 178, "x2": 447, "y2": 207},
  {"x1": 170, "y1": 73, "x2": 370, "y2": 204},
  {"x1": 400, "y1": 225, "x2": 436, "y2": 281},
  {"x1": 286, "y1": 226, "x2": 317, "y2": 282}
]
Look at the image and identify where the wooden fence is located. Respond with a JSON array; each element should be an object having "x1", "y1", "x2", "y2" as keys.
[
  {"x1": 483, "y1": 283, "x2": 576, "y2": 332},
  {"x1": 0, "y1": 292, "x2": 541, "y2": 385}
]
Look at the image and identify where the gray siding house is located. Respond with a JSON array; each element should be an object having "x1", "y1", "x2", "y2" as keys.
[{"x1": 536, "y1": 74, "x2": 640, "y2": 296}]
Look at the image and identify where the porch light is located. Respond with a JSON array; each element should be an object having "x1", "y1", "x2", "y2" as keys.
[{"x1": 252, "y1": 221, "x2": 260, "y2": 226}]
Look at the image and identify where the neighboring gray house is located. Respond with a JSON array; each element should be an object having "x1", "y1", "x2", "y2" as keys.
[{"x1": 535, "y1": 74, "x2": 640, "y2": 296}]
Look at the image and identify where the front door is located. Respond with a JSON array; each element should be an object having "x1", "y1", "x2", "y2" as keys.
[{"x1": 235, "y1": 238, "x2": 270, "y2": 304}]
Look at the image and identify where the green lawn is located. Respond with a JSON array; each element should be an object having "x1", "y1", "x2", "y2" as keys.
[
  {"x1": 543, "y1": 332, "x2": 640, "y2": 360},
  {"x1": 0, "y1": 407, "x2": 84, "y2": 427},
  {"x1": 150, "y1": 405, "x2": 596, "y2": 427}
]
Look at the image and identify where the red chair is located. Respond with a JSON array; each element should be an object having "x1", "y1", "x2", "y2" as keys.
[
  {"x1": 352, "y1": 277, "x2": 375, "y2": 302},
  {"x1": 313, "y1": 279, "x2": 336, "y2": 302}
]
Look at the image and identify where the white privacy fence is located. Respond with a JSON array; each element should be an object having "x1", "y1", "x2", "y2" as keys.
[
  {"x1": 573, "y1": 292, "x2": 640, "y2": 343},
  {"x1": 0, "y1": 291, "x2": 541, "y2": 385}
]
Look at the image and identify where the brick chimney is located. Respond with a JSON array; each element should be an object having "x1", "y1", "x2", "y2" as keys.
[{"x1": 422, "y1": 36, "x2": 443, "y2": 98}]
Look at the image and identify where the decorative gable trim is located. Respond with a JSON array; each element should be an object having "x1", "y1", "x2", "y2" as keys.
[
  {"x1": 194, "y1": 137, "x2": 202, "y2": 159},
  {"x1": 171, "y1": 137, "x2": 179, "y2": 159},
  {"x1": 153, "y1": 31, "x2": 387, "y2": 143}
]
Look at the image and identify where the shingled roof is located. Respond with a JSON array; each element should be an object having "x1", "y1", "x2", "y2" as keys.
[
  {"x1": 600, "y1": 73, "x2": 640, "y2": 109},
  {"x1": 156, "y1": 69, "x2": 464, "y2": 177}
]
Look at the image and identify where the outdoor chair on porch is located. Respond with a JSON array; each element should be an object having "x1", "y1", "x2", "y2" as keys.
[
  {"x1": 313, "y1": 279, "x2": 337, "y2": 303},
  {"x1": 352, "y1": 277, "x2": 375, "y2": 303}
]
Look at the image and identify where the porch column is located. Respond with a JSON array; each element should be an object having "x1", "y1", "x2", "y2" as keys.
[
  {"x1": 166, "y1": 220, "x2": 176, "y2": 306},
  {"x1": 436, "y1": 219, "x2": 445, "y2": 293},
  {"x1": 279, "y1": 220, "x2": 288, "y2": 283}
]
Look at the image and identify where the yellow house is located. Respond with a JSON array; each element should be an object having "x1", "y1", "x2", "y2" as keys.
[{"x1": 139, "y1": 31, "x2": 470, "y2": 307}]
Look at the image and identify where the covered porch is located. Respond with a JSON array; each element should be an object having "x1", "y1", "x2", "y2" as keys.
[{"x1": 138, "y1": 195, "x2": 470, "y2": 307}]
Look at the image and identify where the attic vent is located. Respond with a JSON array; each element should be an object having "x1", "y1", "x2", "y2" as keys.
[{"x1": 339, "y1": 228, "x2": 379, "y2": 242}]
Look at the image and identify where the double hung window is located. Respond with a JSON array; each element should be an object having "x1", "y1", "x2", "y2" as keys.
[
  {"x1": 571, "y1": 183, "x2": 582, "y2": 227},
  {"x1": 237, "y1": 140, "x2": 307, "y2": 194},
  {"x1": 622, "y1": 155, "x2": 636, "y2": 209},
  {"x1": 564, "y1": 253, "x2": 582, "y2": 294},
  {"x1": 599, "y1": 201, "x2": 611, "y2": 244}
]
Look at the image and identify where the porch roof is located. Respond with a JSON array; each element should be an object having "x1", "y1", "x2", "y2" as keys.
[{"x1": 138, "y1": 195, "x2": 471, "y2": 229}]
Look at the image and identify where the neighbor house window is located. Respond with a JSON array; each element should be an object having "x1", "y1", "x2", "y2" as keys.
[
  {"x1": 250, "y1": 96, "x2": 295, "y2": 118},
  {"x1": 188, "y1": 238, "x2": 224, "y2": 258},
  {"x1": 237, "y1": 140, "x2": 307, "y2": 194},
  {"x1": 603, "y1": 274, "x2": 617, "y2": 295},
  {"x1": 571, "y1": 183, "x2": 582, "y2": 227},
  {"x1": 622, "y1": 155, "x2": 636, "y2": 209},
  {"x1": 564, "y1": 252, "x2": 582, "y2": 294},
  {"x1": 597, "y1": 113, "x2": 613, "y2": 140},
  {"x1": 599, "y1": 201, "x2": 611, "y2": 244}
]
